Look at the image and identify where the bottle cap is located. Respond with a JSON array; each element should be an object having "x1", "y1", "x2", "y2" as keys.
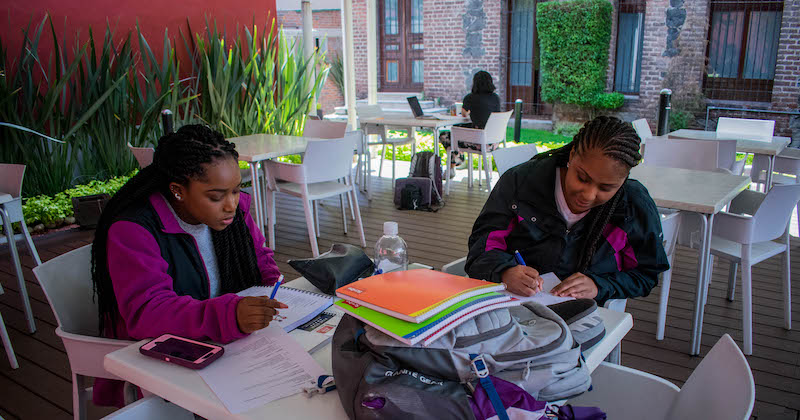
[{"x1": 383, "y1": 221, "x2": 398, "y2": 236}]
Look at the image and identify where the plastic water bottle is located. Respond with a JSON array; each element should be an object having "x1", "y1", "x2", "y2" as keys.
[{"x1": 374, "y1": 221, "x2": 408, "y2": 273}]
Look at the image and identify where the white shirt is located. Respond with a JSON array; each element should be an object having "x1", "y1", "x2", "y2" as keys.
[
  {"x1": 164, "y1": 196, "x2": 222, "y2": 297},
  {"x1": 555, "y1": 168, "x2": 589, "y2": 229}
]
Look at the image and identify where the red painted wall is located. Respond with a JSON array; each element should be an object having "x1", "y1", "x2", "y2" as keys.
[{"x1": 2, "y1": 0, "x2": 276, "y2": 73}]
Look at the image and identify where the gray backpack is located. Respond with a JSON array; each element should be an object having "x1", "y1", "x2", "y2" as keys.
[{"x1": 331, "y1": 302, "x2": 591, "y2": 419}]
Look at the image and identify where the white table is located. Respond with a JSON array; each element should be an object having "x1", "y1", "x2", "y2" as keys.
[
  {"x1": 105, "y1": 275, "x2": 633, "y2": 419},
  {"x1": 669, "y1": 129, "x2": 790, "y2": 188},
  {"x1": 359, "y1": 115, "x2": 469, "y2": 156},
  {"x1": 229, "y1": 134, "x2": 314, "y2": 239},
  {"x1": 630, "y1": 165, "x2": 751, "y2": 355}
]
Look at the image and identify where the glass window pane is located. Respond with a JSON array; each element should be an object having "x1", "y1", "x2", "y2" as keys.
[
  {"x1": 412, "y1": 60, "x2": 424, "y2": 84},
  {"x1": 509, "y1": 0, "x2": 535, "y2": 86},
  {"x1": 385, "y1": 0, "x2": 398, "y2": 35},
  {"x1": 707, "y1": 11, "x2": 744, "y2": 78},
  {"x1": 743, "y1": 11, "x2": 782, "y2": 80},
  {"x1": 614, "y1": 12, "x2": 644, "y2": 93},
  {"x1": 386, "y1": 45, "x2": 399, "y2": 50},
  {"x1": 411, "y1": 44, "x2": 424, "y2": 50},
  {"x1": 411, "y1": 0, "x2": 423, "y2": 33},
  {"x1": 387, "y1": 61, "x2": 399, "y2": 82}
]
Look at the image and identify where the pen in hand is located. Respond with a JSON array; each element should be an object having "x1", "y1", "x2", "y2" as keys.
[
  {"x1": 513, "y1": 250, "x2": 542, "y2": 293},
  {"x1": 269, "y1": 275, "x2": 284, "y2": 300}
]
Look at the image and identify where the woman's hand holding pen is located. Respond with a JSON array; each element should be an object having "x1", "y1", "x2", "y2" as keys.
[
  {"x1": 236, "y1": 297, "x2": 288, "y2": 334},
  {"x1": 501, "y1": 265, "x2": 543, "y2": 297}
]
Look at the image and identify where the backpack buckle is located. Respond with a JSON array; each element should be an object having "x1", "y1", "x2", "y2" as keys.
[{"x1": 470, "y1": 355, "x2": 490, "y2": 378}]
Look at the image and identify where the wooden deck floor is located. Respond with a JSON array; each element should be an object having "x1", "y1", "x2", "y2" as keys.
[{"x1": 1, "y1": 175, "x2": 799, "y2": 419}]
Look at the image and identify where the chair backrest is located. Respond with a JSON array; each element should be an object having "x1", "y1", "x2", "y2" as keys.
[
  {"x1": 632, "y1": 118, "x2": 653, "y2": 140},
  {"x1": 643, "y1": 138, "x2": 721, "y2": 172},
  {"x1": 660, "y1": 210, "x2": 682, "y2": 257},
  {"x1": 483, "y1": 111, "x2": 514, "y2": 144},
  {"x1": 492, "y1": 144, "x2": 539, "y2": 176},
  {"x1": 717, "y1": 117, "x2": 775, "y2": 142},
  {"x1": 751, "y1": 183, "x2": 800, "y2": 243},
  {"x1": 356, "y1": 104, "x2": 384, "y2": 119},
  {"x1": 667, "y1": 334, "x2": 754, "y2": 420},
  {"x1": 0, "y1": 163, "x2": 25, "y2": 198},
  {"x1": 303, "y1": 120, "x2": 348, "y2": 139},
  {"x1": 32, "y1": 245, "x2": 99, "y2": 336},
  {"x1": 127, "y1": 142, "x2": 155, "y2": 168},
  {"x1": 302, "y1": 132, "x2": 359, "y2": 183},
  {"x1": 442, "y1": 257, "x2": 467, "y2": 276},
  {"x1": 714, "y1": 139, "x2": 738, "y2": 173}
]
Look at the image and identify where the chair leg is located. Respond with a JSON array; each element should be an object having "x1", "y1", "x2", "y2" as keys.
[
  {"x1": 727, "y1": 262, "x2": 738, "y2": 302},
  {"x1": 1, "y1": 207, "x2": 35, "y2": 333},
  {"x1": 302, "y1": 198, "x2": 320, "y2": 257},
  {"x1": 445, "y1": 148, "x2": 452, "y2": 196},
  {"x1": 483, "y1": 150, "x2": 492, "y2": 191},
  {"x1": 20, "y1": 219, "x2": 41, "y2": 266},
  {"x1": 656, "y1": 266, "x2": 673, "y2": 341},
  {"x1": 741, "y1": 246, "x2": 753, "y2": 355},
  {"x1": 605, "y1": 344, "x2": 621, "y2": 365},
  {"x1": 379, "y1": 142, "x2": 387, "y2": 179},
  {"x1": 783, "y1": 243, "x2": 792, "y2": 330},
  {"x1": 468, "y1": 154, "x2": 473, "y2": 188},
  {"x1": 345, "y1": 178, "x2": 355, "y2": 221},
  {"x1": 477, "y1": 155, "x2": 482, "y2": 187},
  {"x1": 72, "y1": 373, "x2": 88, "y2": 420},
  {"x1": 313, "y1": 200, "x2": 320, "y2": 237},
  {"x1": 348, "y1": 176, "x2": 367, "y2": 248},
  {"x1": 266, "y1": 189, "x2": 276, "y2": 250},
  {"x1": 391, "y1": 144, "x2": 397, "y2": 187},
  {"x1": 340, "y1": 194, "x2": 348, "y2": 234},
  {"x1": 0, "y1": 311, "x2": 18, "y2": 369}
]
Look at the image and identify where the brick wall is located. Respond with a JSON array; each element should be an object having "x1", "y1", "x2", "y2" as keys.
[{"x1": 277, "y1": 9, "x2": 344, "y2": 115}]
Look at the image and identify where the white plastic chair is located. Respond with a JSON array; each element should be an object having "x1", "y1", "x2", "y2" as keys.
[
  {"x1": 446, "y1": 110, "x2": 514, "y2": 194},
  {"x1": 0, "y1": 164, "x2": 42, "y2": 334},
  {"x1": 653, "y1": 210, "x2": 683, "y2": 341},
  {"x1": 643, "y1": 137, "x2": 734, "y2": 173},
  {"x1": 567, "y1": 334, "x2": 754, "y2": 420},
  {"x1": 717, "y1": 117, "x2": 775, "y2": 143},
  {"x1": 265, "y1": 133, "x2": 367, "y2": 257},
  {"x1": 126, "y1": 142, "x2": 154, "y2": 168},
  {"x1": 632, "y1": 118, "x2": 653, "y2": 140},
  {"x1": 303, "y1": 120, "x2": 356, "y2": 221},
  {"x1": 33, "y1": 245, "x2": 136, "y2": 420},
  {"x1": 750, "y1": 152, "x2": 800, "y2": 232},
  {"x1": 101, "y1": 396, "x2": 193, "y2": 420},
  {"x1": 491, "y1": 143, "x2": 539, "y2": 177},
  {"x1": 0, "y1": 281, "x2": 18, "y2": 369},
  {"x1": 705, "y1": 185, "x2": 800, "y2": 354},
  {"x1": 356, "y1": 104, "x2": 415, "y2": 186}
]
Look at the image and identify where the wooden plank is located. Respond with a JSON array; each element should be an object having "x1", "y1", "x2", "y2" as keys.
[{"x1": 0, "y1": 373, "x2": 70, "y2": 420}]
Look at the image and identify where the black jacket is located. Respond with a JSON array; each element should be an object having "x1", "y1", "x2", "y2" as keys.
[{"x1": 465, "y1": 154, "x2": 669, "y2": 305}]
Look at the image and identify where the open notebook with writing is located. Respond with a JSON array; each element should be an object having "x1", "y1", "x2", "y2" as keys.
[{"x1": 238, "y1": 285, "x2": 333, "y2": 332}]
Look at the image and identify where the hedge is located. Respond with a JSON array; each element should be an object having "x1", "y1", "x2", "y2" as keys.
[{"x1": 537, "y1": 0, "x2": 623, "y2": 110}]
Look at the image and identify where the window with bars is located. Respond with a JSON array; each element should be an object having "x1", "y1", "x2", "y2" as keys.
[
  {"x1": 704, "y1": 0, "x2": 783, "y2": 102},
  {"x1": 411, "y1": 0, "x2": 423, "y2": 33},
  {"x1": 385, "y1": 0, "x2": 399, "y2": 35},
  {"x1": 509, "y1": 0, "x2": 535, "y2": 86},
  {"x1": 614, "y1": 0, "x2": 645, "y2": 94}
]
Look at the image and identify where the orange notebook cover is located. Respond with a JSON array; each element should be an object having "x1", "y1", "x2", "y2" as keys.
[{"x1": 335, "y1": 269, "x2": 506, "y2": 323}]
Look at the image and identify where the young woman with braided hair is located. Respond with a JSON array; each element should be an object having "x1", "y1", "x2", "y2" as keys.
[
  {"x1": 466, "y1": 116, "x2": 669, "y2": 304},
  {"x1": 91, "y1": 125, "x2": 284, "y2": 406}
]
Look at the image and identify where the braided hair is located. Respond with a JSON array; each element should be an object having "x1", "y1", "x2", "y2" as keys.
[
  {"x1": 535, "y1": 116, "x2": 642, "y2": 273},
  {"x1": 91, "y1": 124, "x2": 263, "y2": 334}
]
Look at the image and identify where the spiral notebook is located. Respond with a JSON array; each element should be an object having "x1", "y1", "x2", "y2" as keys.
[{"x1": 238, "y1": 285, "x2": 333, "y2": 332}]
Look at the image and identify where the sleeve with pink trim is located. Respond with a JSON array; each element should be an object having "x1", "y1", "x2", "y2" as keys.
[
  {"x1": 465, "y1": 171, "x2": 519, "y2": 283},
  {"x1": 107, "y1": 221, "x2": 248, "y2": 344},
  {"x1": 239, "y1": 193, "x2": 282, "y2": 286}
]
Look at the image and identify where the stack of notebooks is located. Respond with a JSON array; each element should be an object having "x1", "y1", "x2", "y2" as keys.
[{"x1": 334, "y1": 269, "x2": 517, "y2": 346}]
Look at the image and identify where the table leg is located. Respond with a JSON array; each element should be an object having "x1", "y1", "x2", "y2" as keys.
[
  {"x1": 766, "y1": 155, "x2": 776, "y2": 190},
  {"x1": 689, "y1": 212, "x2": 713, "y2": 355},
  {"x1": 261, "y1": 162, "x2": 276, "y2": 250},
  {"x1": 249, "y1": 162, "x2": 263, "y2": 230},
  {"x1": 434, "y1": 127, "x2": 441, "y2": 157}
]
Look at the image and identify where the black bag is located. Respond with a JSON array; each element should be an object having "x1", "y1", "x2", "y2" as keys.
[
  {"x1": 287, "y1": 244, "x2": 375, "y2": 295},
  {"x1": 399, "y1": 183, "x2": 423, "y2": 210}
]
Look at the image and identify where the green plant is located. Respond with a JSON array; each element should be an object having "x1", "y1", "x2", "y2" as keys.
[
  {"x1": 669, "y1": 110, "x2": 694, "y2": 131},
  {"x1": 553, "y1": 122, "x2": 582, "y2": 139},
  {"x1": 328, "y1": 53, "x2": 344, "y2": 97},
  {"x1": 537, "y1": 0, "x2": 621, "y2": 115}
]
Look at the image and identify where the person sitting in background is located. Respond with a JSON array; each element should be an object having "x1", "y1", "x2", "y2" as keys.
[
  {"x1": 91, "y1": 125, "x2": 285, "y2": 407},
  {"x1": 466, "y1": 116, "x2": 669, "y2": 306},
  {"x1": 440, "y1": 70, "x2": 502, "y2": 177}
]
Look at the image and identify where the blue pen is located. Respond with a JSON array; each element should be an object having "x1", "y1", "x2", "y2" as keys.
[
  {"x1": 269, "y1": 275, "x2": 284, "y2": 299},
  {"x1": 514, "y1": 250, "x2": 526, "y2": 266}
]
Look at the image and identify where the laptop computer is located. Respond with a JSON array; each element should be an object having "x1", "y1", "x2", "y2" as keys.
[{"x1": 407, "y1": 96, "x2": 442, "y2": 119}]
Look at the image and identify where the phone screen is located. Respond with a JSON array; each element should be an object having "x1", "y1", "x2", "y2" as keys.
[{"x1": 151, "y1": 338, "x2": 213, "y2": 362}]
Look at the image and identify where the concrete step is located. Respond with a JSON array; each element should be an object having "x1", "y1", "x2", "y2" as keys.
[{"x1": 376, "y1": 91, "x2": 423, "y2": 101}]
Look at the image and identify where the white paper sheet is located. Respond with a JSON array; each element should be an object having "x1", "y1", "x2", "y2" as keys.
[
  {"x1": 504, "y1": 272, "x2": 574, "y2": 305},
  {"x1": 198, "y1": 326, "x2": 327, "y2": 414},
  {"x1": 238, "y1": 285, "x2": 333, "y2": 332}
]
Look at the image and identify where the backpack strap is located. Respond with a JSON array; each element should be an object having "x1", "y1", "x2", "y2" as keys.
[{"x1": 470, "y1": 354, "x2": 510, "y2": 420}]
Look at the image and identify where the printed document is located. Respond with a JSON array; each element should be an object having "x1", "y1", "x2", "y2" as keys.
[
  {"x1": 198, "y1": 326, "x2": 326, "y2": 414},
  {"x1": 505, "y1": 272, "x2": 574, "y2": 305}
]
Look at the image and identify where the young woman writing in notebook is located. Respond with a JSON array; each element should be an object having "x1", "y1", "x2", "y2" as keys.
[
  {"x1": 91, "y1": 125, "x2": 285, "y2": 406},
  {"x1": 466, "y1": 116, "x2": 669, "y2": 306}
]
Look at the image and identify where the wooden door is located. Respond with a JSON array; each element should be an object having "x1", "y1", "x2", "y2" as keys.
[
  {"x1": 506, "y1": 0, "x2": 550, "y2": 115},
  {"x1": 379, "y1": 0, "x2": 424, "y2": 91}
]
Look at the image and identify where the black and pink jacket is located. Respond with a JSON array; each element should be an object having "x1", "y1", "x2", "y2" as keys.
[
  {"x1": 466, "y1": 154, "x2": 669, "y2": 305},
  {"x1": 95, "y1": 191, "x2": 280, "y2": 406}
]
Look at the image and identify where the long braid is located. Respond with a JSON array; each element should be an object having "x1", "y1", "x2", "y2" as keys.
[
  {"x1": 535, "y1": 116, "x2": 642, "y2": 273},
  {"x1": 92, "y1": 125, "x2": 263, "y2": 335}
]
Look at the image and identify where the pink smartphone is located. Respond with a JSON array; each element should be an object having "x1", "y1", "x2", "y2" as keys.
[{"x1": 139, "y1": 334, "x2": 224, "y2": 369}]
